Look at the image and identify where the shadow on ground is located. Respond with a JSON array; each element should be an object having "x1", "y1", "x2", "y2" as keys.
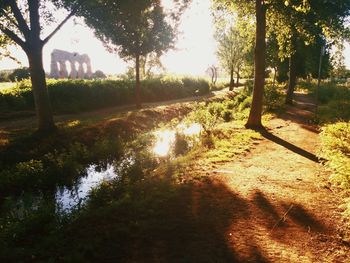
[
  {"x1": 259, "y1": 130, "x2": 321, "y2": 163},
  {"x1": 5, "y1": 177, "x2": 328, "y2": 263}
]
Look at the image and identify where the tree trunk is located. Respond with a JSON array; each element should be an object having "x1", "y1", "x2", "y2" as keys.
[
  {"x1": 245, "y1": 0, "x2": 266, "y2": 130},
  {"x1": 236, "y1": 70, "x2": 240, "y2": 87},
  {"x1": 135, "y1": 53, "x2": 141, "y2": 108},
  {"x1": 285, "y1": 52, "x2": 297, "y2": 105},
  {"x1": 213, "y1": 67, "x2": 217, "y2": 84},
  {"x1": 26, "y1": 45, "x2": 56, "y2": 133},
  {"x1": 229, "y1": 65, "x2": 235, "y2": 91},
  {"x1": 272, "y1": 67, "x2": 277, "y2": 88}
]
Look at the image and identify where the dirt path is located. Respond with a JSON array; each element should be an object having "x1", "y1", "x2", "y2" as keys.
[{"x1": 196, "y1": 92, "x2": 349, "y2": 262}]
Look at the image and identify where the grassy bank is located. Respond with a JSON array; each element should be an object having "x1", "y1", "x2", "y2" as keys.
[{"x1": 297, "y1": 80, "x2": 350, "y2": 221}]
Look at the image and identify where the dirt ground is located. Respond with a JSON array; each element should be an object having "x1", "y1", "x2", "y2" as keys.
[{"x1": 195, "y1": 92, "x2": 350, "y2": 262}]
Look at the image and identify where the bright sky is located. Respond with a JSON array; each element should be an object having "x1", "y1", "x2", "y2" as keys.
[{"x1": 0, "y1": 0, "x2": 349, "y2": 75}]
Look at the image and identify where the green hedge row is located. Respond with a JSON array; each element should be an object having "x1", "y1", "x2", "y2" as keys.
[{"x1": 0, "y1": 77, "x2": 210, "y2": 113}]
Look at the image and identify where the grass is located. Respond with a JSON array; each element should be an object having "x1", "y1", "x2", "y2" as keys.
[
  {"x1": 318, "y1": 122, "x2": 350, "y2": 221},
  {"x1": 296, "y1": 79, "x2": 350, "y2": 222}
]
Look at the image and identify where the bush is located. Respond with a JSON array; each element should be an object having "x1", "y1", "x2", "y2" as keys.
[
  {"x1": 319, "y1": 122, "x2": 350, "y2": 188},
  {"x1": 263, "y1": 84, "x2": 284, "y2": 111},
  {"x1": 8, "y1": 67, "x2": 30, "y2": 82},
  {"x1": 0, "y1": 77, "x2": 210, "y2": 114}
]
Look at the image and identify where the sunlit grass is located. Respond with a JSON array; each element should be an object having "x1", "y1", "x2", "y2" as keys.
[{"x1": 154, "y1": 120, "x2": 262, "y2": 181}]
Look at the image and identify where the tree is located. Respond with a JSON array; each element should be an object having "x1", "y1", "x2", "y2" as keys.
[
  {"x1": 213, "y1": 0, "x2": 267, "y2": 129},
  {"x1": 140, "y1": 52, "x2": 165, "y2": 80},
  {"x1": 330, "y1": 41, "x2": 348, "y2": 79},
  {"x1": 63, "y1": 0, "x2": 189, "y2": 108},
  {"x1": 245, "y1": 0, "x2": 266, "y2": 129},
  {"x1": 212, "y1": 5, "x2": 254, "y2": 90},
  {"x1": 0, "y1": 1, "x2": 77, "y2": 132},
  {"x1": 269, "y1": 0, "x2": 350, "y2": 104},
  {"x1": 214, "y1": 0, "x2": 350, "y2": 127}
]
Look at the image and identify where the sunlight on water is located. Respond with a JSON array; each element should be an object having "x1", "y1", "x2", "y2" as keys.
[
  {"x1": 152, "y1": 123, "x2": 202, "y2": 157},
  {"x1": 56, "y1": 164, "x2": 117, "y2": 211},
  {"x1": 153, "y1": 130, "x2": 176, "y2": 157},
  {"x1": 179, "y1": 123, "x2": 202, "y2": 136}
]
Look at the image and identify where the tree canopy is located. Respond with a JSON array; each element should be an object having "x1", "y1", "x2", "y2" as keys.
[{"x1": 61, "y1": 0, "x2": 189, "y2": 107}]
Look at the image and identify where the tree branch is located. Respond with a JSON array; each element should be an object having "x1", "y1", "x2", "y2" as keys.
[
  {"x1": 0, "y1": 8, "x2": 20, "y2": 29},
  {"x1": 42, "y1": 7, "x2": 78, "y2": 45},
  {"x1": 0, "y1": 25, "x2": 26, "y2": 50},
  {"x1": 8, "y1": 1, "x2": 30, "y2": 39}
]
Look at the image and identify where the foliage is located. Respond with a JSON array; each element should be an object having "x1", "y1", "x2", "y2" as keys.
[
  {"x1": 0, "y1": 77, "x2": 210, "y2": 113},
  {"x1": 0, "y1": 139, "x2": 123, "y2": 198},
  {"x1": 212, "y1": 7, "x2": 254, "y2": 86},
  {"x1": 92, "y1": 70, "x2": 107, "y2": 79},
  {"x1": 263, "y1": 83, "x2": 285, "y2": 111},
  {"x1": 298, "y1": 80, "x2": 350, "y2": 122},
  {"x1": 330, "y1": 41, "x2": 348, "y2": 79},
  {"x1": 319, "y1": 122, "x2": 350, "y2": 219},
  {"x1": 8, "y1": 67, "x2": 30, "y2": 81}
]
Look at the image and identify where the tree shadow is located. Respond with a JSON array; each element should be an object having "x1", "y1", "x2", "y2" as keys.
[
  {"x1": 4, "y1": 177, "x2": 332, "y2": 263},
  {"x1": 282, "y1": 203, "x2": 327, "y2": 233},
  {"x1": 259, "y1": 130, "x2": 321, "y2": 163}
]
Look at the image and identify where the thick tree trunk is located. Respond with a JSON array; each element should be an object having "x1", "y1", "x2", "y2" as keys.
[
  {"x1": 285, "y1": 52, "x2": 297, "y2": 105},
  {"x1": 229, "y1": 65, "x2": 235, "y2": 91},
  {"x1": 135, "y1": 53, "x2": 141, "y2": 108},
  {"x1": 26, "y1": 46, "x2": 56, "y2": 133},
  {"x1": 245, "y1": 0, "x2": 266, "y2": 130}
]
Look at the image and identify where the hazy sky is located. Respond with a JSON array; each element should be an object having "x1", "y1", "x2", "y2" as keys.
[{"x1": 0, "y1": 0, "x2": 349, "y2": 76}]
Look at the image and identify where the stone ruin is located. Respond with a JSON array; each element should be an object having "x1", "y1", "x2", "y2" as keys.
[{"x1": 50, "y1": 49, "x2": 93, "y2": 79}]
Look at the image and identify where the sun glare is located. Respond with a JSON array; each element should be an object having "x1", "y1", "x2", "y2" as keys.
[{"x1": 153, "y1": 129, "x2": 176, "y2": 157}]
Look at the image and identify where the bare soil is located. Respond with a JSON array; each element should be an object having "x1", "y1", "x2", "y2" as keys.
[{"x1": 196, "y1": 92, "x2": 350, "y2": 262}]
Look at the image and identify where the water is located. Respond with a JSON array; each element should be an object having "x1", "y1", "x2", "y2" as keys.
[
  {"x1": 55, "y1": 163, "x2": 117, "y2": 211},
  {"x1": 4, "y1": 123, "x2": 203, "y2": 216},
  {"x1": 152, "y1": 123, "x2": 202, "y2": 157},
  {"x1": 55, "y1": 123, "x2": 202, "y2": 211}
]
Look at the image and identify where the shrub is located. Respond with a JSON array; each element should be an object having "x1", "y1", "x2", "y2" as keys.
[
  {"x1": 0, "y1": 77, "x2": 210, "y2": 114},
  {"x1": 8, "y1": 67, "x2": 30, "y2": 82},
  {"x1": 263, "y1": 84, "x2": 284, "y2": 111},
  {"x1": 319, "y1": 122, "x2": 350, "y2": 220}
]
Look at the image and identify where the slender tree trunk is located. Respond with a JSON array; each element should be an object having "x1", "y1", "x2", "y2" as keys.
[
  {"x1": 229, "y1": 65, "x2": 235, "y2": 91},
  {"x1": 213, "y1": 67, "x2": 217, "y2": 84},
  {"x1": 285, "y1": 52, "x2": 297, "y2": 105},
  {"x1": 135, "y1": 53, "x2": 141, "y2": 108},
  {"x1": 272, "y1": 67, "x2": 277, "y2": 88},
  {"x1": 26, "y1": 45, "x2": 56, "y2": 133},
  {"x1": 245, "y1": 0, "x2": 266, "y2": 130},
  {"x1": 236, "y1": 70, "x2": 240, "y2": 87}
]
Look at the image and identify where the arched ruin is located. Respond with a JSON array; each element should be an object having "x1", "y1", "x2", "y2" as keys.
[{"x1": 50, "y1": 49, "x2": 93, "y2": 79}]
